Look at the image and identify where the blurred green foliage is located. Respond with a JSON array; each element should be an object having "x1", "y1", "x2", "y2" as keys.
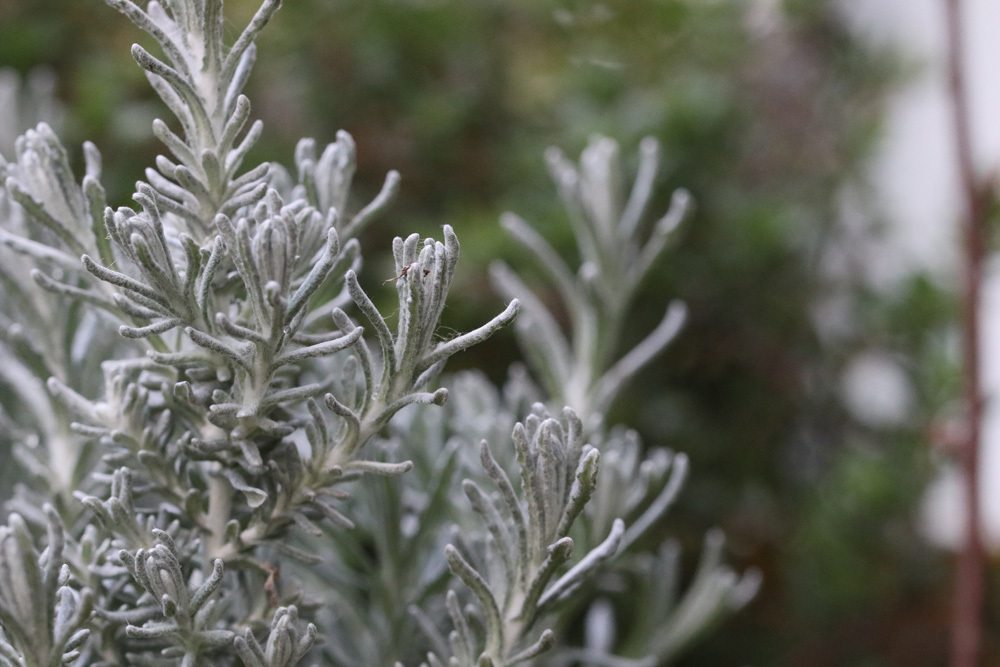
[{"x1": 0, "y1": 0, "x2": 966, "y2": 664}]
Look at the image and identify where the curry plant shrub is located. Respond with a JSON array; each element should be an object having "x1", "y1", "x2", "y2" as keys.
[{"x1": 0, "y1": 1, "x2": 757, "y2": 665}]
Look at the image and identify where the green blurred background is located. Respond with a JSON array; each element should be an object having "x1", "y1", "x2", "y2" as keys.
[{"x1": 0, "y1": 0, "x2": 972, "y2": 664}]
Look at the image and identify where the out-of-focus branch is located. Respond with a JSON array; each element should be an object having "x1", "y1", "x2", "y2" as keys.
[{"x1": 944, "y1": 0, "x2": 988, "y2": 665}]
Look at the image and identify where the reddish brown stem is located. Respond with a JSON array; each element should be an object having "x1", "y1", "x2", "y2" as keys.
[{"x1": 945, "y1": 0, "x2": 987, "y2": 665}]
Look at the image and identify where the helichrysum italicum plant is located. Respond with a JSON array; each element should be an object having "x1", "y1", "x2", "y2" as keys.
[{"x1": 0, "y1": 2, "x2": 758, "y2": 666}]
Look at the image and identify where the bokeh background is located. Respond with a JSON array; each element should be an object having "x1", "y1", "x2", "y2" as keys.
[{"x1": 0, "y1": 0, "x2": 990, "y2": 664}]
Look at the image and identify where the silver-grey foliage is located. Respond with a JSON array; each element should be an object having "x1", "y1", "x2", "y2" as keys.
[
  {"x1": 0, "y1": 507, "x2": 92, "y2": 667},
  {"x1": 492, "y1": 137, "x2": 690, "y2": 427},
  {"x1": 404, "y1": 139, "x2": 760, "y2": 667},
  {"x1": 0, "y1": 2, "x2": 755, "y2": 666}
]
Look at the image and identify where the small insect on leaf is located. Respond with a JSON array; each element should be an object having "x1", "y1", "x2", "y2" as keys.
[
  {"x1": 383, "y1": 264, "x2": 433, "y2": 284},
  {"x1": 383, "y1": 265, "x2": 411, "y2": 284}
]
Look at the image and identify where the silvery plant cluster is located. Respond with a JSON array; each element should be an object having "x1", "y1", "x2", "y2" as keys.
[{"x1": 0, "y1": 2, "x2": 759, "y2": 665}]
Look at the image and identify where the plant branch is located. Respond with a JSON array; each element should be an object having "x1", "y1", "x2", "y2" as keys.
[{"x1": 944, "y1": 0, "x2": 988, "y2": 665}]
